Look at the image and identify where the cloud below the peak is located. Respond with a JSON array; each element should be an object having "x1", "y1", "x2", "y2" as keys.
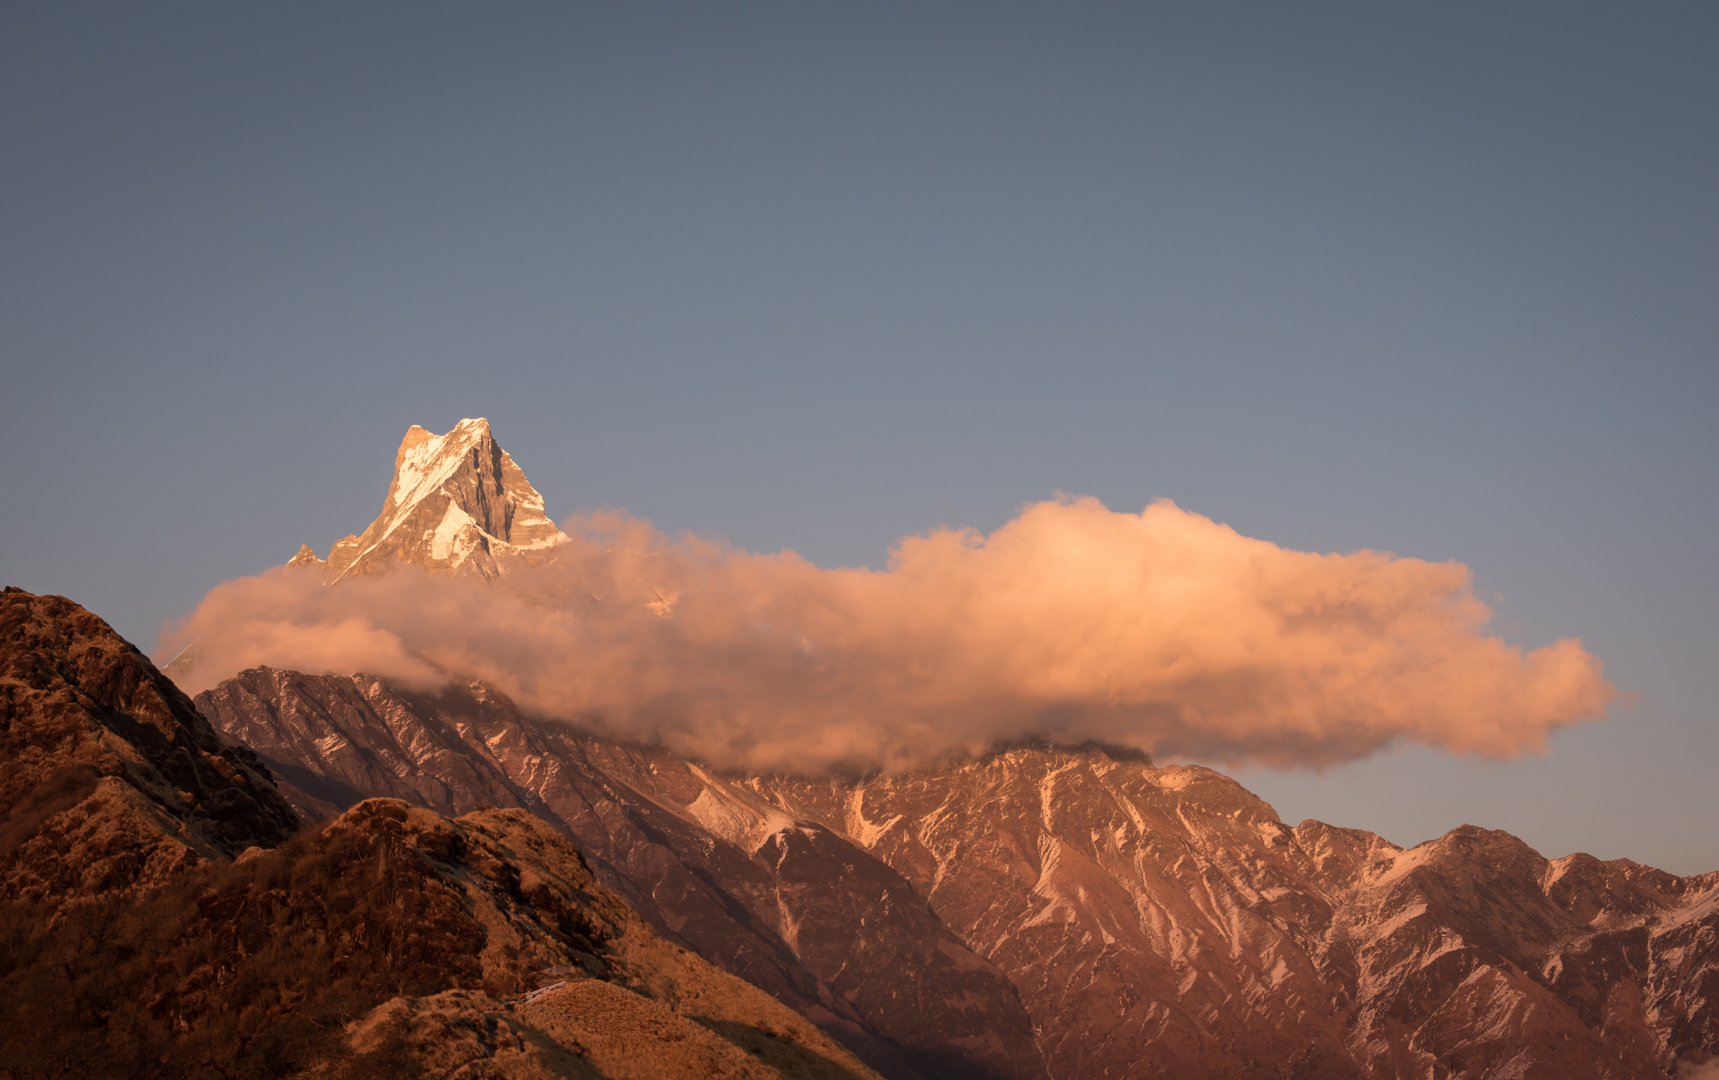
[{"x1": 159, "y1": 497, "x2": 1620, "y2": 774}]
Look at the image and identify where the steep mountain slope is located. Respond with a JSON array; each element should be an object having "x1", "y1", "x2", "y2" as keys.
[
  {"x1": 0, "y1": 589, "x2": 882, "y2": 1080},
  {"x1": 751, "y1": 748, "x2": 1719, "y2": 1080},
  {"x1": 1, "y1": 586, "x2": 298, "y2": 903},
  {"x1": 200, "y1": 668, "x2": 1043, "y2": 1080},
  {"x1": 286, "y1": 417, "x2": 568, "y2": 581},
  {"x1": 196, "y1": 672, "x2": 1719, "y2": 1080}
]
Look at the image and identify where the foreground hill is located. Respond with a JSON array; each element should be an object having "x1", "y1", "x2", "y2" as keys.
[
  {"x1": 198, "y1": 666, "x2": 1719, "y2": 1080},
  {"x1": 0, "y1": 588, "x2": 881, "y2": 1080},
  {"x1": 1, "y1": 586, "x2": 299, "y2": 902}
]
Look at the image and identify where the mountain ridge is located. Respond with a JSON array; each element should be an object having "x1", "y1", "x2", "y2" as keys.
[
  {"x1": 1, "y1": 585, "x2": 300, "y2": 904},
  {"x1": 195, "y1": 665, "x2": 1719, "y2": 1079}
]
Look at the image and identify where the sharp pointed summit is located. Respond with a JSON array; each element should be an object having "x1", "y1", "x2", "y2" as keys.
[{"x1": 291, "y1": 418, "x2": 569, "y2": 581}]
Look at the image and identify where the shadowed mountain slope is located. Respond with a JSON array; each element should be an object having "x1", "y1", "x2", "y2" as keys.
[{"x1": 0, "y1": 589, "x2": 883, "y2": 1080}]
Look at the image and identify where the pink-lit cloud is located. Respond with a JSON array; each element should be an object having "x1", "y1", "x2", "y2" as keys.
[{"x1": 159, "y1": 497, "x2": 1620, "y2": 774}]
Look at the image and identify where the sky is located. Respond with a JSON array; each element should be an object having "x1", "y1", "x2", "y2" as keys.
[{"x1": 2, "y1": 3, "x2": 1715, "y2": 874}]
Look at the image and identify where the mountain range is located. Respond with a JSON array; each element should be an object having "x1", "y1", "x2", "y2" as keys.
[
  {"x1": 7, "y1": 419, "x2": 1715, "y2": 1079},
  {"x1": 194, "y1": 421, "x2": 1719, "y2": 1079},
  {"x1": 197, "y1": 662, "x2": 1719, "y2": 1080}
]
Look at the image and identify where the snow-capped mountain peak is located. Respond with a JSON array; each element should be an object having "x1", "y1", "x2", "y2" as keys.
[{"x1": 289, "y1": 418, "x2": 568, "y2": 581}]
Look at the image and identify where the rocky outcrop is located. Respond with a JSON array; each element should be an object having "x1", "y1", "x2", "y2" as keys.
[
  {"x1": 197, "y1": 671, "x2": 1719, "y2": 1080},
  {"x1": 0, "y1": 586, "x2": 299, "y2": 904},
  {"x1": 287, "y1": 417, "x2": 568, "y2": 582}
]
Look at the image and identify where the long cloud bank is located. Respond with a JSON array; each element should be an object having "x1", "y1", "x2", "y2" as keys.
[{"x1": 158, "y1": 497, "x2": 1619, "y2": 773}]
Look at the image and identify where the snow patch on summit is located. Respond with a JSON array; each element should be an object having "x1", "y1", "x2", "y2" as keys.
[
  {"x1": 300, "y1": 418, "x2": 570, "y2": 583},
  {"x1": 397, "y1": 421, "x2": 488, "y2": 510}
]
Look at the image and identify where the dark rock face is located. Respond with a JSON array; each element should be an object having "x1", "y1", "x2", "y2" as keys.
[
  {"x1": 197, "y1": 670, "x2": 1719, "y2": 1080},
  {"x1": 0, "y1": 587, "x2": 299, "y2": 903},
  {"x1": 198, "y1": 669, "x2": 1047, "y2": 1080},
  {"x1": 196, "y1": 668, "x2": 546, "y2": 821}
]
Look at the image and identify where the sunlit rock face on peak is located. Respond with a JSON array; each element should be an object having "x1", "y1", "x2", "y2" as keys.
[{"x1": 288, "y1": 418, "x2": 568, "y2": 582}]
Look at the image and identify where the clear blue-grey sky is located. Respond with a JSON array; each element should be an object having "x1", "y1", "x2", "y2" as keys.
[{"x1": 3, "y1": 4, "x2": 1714, "y2": 872}]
